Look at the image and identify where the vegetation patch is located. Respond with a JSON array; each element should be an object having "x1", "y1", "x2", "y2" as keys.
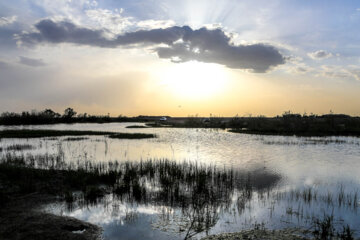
[
  {"x1": 0, "y1": 153, "x2": 280, "y2": 239},
  {"x1": 108, "y1": 133, "x2": 155, "y2": 139},
  {"x1": 0, "y1": 144, "x2": 35, "y2": 152},
  {"x1": 0, "y1": 129, "x2": 156, "y2": 139},
  {"x1": 125, "y1": 125, "x2": 148, "y2": 128},
  {"x1": 229, "y1": 129, "x2": 360, "y2": 137},
  {"x1": 63, "y1": 137, "x2": 89, "y2": 141},
  {"x1": 0, "y1": 129, "x2": 113, "y2": 138}
]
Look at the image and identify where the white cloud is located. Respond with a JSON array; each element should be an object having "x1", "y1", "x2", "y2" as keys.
[
  {"x1": 287, "y1": 64, "x2": 313, "y2": 75},
  {"x1": 137, "y1": 19, "x2": 175, "y2": 29},
  {"x1": 319, "y1": 65, "x2": 360, "y2": 81},
  {"x1": 85, "y1": 8, "x2": 133, "y2": 34},
  {"x1": 86, "y1": 0, "x2": 98, "y2": 7},
  {"x1": 85, "y1": 8, "x2": 175, "y2": 32},
  {"x1": 350, "y1": 70, "x2": 360, "y2": 81},
  {"x1": 308, "y1": 50, "x2": 333, "y2": 60},
  {"x1": 29, "y1": 0, "x2": 96, "y2": 25},
  {"x1": 281, "y1": 55, "x2": 313, "y2": 75},
  {"x1": 348, "y1": 66, "x2": 360, "y2": 81},
  {"x1": 320, "y1": 65, "x2": 345, "y2": 77},
  {"x1": 0, "y1": 16, "x2": 17, "y2": 27},
  {"x1": 290, "y1": 66, "x2": 310, "y2": 74}
]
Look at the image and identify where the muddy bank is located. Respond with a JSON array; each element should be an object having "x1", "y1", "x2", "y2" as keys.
[
  {"x1": 201, "y1": 229, "x2": 308, "y2": 240},
  {"x1": 0, "y1": 194, "x2": 101, "y2": 240}
]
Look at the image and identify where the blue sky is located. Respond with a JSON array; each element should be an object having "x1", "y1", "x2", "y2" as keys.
[{"x1": 0, "y1": 0, "x2": 359, "y2": 116}]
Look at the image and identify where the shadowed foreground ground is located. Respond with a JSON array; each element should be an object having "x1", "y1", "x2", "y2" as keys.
[{"x1": 0, "y1": 194, "x2": 101, "y2": 240}]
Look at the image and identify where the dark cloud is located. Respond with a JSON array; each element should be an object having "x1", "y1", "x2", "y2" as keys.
[
  {"x1": 18, "y1": 19, "x2": 285, "y2": 72},
  {"x1": 19, "y1": 56, "x2": 46, "y2": 67}
]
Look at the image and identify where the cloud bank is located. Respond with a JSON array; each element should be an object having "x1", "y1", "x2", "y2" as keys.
[{"x1": 17, "y1": 19, "x2": 285, "y2": 72}]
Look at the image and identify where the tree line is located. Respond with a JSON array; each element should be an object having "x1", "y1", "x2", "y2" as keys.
[{"x1": 0, "y1": 108, "x2": 135, "y2": 125}]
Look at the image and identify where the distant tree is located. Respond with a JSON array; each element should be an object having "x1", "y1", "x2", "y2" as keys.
[
  {"x1": 21, "y1": 111, "x2": 30, "y2": 117},
  {"x1": 63, "y1": 107, "x2": 77, "y2": 118},
  {"x1": 42, "y1": 109, "x2": 59, "y2": 118},
  {"x1": 79, "y1": 113, "x2": 88, "y2": 118}
]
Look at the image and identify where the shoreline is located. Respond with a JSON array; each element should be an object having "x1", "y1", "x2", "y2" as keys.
[
  {"x1": 200, "y1": 229, "x2": 309, "y2": 240},
  {"x1": 227, "y1": 129, "x2": 360, "y2": 137}
]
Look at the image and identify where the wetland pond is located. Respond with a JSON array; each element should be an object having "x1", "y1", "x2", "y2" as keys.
[{"x1": 1, "y1": 122, "x2": 360, "y2": 239}]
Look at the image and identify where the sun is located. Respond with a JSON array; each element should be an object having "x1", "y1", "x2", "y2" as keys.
[{"x1": 159, "y1": 61, "x2": 228, "y2": 99}]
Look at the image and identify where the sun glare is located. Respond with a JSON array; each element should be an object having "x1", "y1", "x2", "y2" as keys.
[{"x1": 159, "y1": 61, "x2": 228, "y2": 99}]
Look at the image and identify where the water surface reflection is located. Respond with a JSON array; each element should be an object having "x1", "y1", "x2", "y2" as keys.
[{"x1": 1, "y1": 123, "x2": 360, "y2": 238}]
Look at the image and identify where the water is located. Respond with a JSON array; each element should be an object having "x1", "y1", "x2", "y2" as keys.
[{"x1": 1, "y1": 122, "x2": 360, "y2": 239}]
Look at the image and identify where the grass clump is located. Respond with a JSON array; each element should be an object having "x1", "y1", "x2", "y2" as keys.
[
  {"x1": 312, "y1": 215, "x2": 355, "y2": 240},
  {"x1": 83, "y1": 186, "x2": 105, "y2": 204},
  {"x1": 6, "y1": 144, "x2": 35, "y2": 151},
  {"x1": 0, "y1": 144, "x2": 35, "y2": 152},
  {"x1": 313, "y1": 215, "x2": 336, "y2": 239},
  {"x1": 0, "y1": 156, "x2": 119, "y2": 204},
  {"x1": 338, "y1": 225, "x2": 355, "y2": 240}
]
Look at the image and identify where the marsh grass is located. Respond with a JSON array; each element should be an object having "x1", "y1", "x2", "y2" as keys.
[
  {"x1": 263, "y1": 139, "x2": 350, "y2": 145},
  {"x1": 312, "y1": 215, "x2": 355, "y2": 240},
  {"x1": 1, "y1": 152, "x2": 358, "y2": 239},
  {"x1": 8, "y1": 144, "x2": 35, "y2": 151},
  {"x1": 0, "y1": 144, "x2": 35, "y2": 152},
  {"x1": 0, "y1": 161, "x2": 116, "y2": 197},
  {"x1": 0, "y1": 153, "x2": 280, "y2": 239},
  {"x1": 283, "y1": 187, "x2": 358, "y2": 209},
  {"x1": 63, "y1": 137, "x2": 89, "y2": 141},
  {"x1": 0, "y1": 129, "x2": 155, "y2": 139}
]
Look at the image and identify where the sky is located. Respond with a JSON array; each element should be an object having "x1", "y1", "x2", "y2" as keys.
[{"x1": 0, "y1": 0, "x2": 360, "y2": 117}]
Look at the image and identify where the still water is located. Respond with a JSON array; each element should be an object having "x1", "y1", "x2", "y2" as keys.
[{"x1": 1, "y1": 122, "x2": 360, "y2": 239}]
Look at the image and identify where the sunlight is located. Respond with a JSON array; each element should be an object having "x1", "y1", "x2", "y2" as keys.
[{"x1": 159, "y1": 61, "x2": 228, "y2": 99}]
